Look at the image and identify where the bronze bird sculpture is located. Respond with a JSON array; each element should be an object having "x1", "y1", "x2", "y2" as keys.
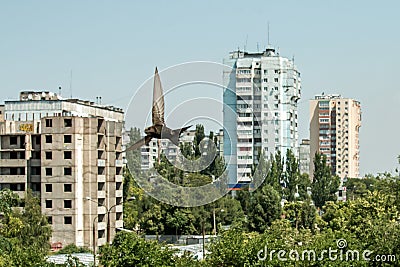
[{"x1": 126, "y1": 67, "x2": 192, "y2": 151}]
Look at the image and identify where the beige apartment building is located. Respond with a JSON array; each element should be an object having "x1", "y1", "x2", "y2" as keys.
[
  {"x1": 0, "y1": 91, "x2": 124, "y2": 249},
  {"x1": 310, "y1": 94, "x2": 361, "y2": 180}
]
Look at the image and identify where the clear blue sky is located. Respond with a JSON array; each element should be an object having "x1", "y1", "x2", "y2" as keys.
[{"x1": 1, "y1": 0, "x2": 399, "y2": 176}]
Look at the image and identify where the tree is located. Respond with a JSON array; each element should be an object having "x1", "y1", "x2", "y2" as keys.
[
  {"x1": 247, "y1": 184, "x2": 281, "y2": 232},
  {"x1": 283, "y1": 200, "x2": 317, "y2": 231},
  {"x1": 126, "y1": 127, "x2": 142, "y2": 176},
  {"x1": 100, "y1": 232, "x2": 200, "y2": 267},
  {"x1": 311, "y1": 153, "x2": 340, "y2": 208},
  {"x1": 0, "y1": 189, "x2": 52, "y2": 267},
  {"x1": 264, "y1": 150, "x2": 284, "y2": 190}
]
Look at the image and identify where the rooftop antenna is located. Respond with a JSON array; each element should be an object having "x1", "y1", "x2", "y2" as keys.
[
  {"x1": 58, "y1": 86, "x2": 62, "y2": 97},
  {"x1": 69, "y1": 70, "x2": 73, "y2": 99},
  {"x1": 267, "y1": 21, "x2": 270, "y2": 47},
  {"x1": 244, "y1": 34, "x2": 248, "y2": 51},
  {"x1": 257, "y1": 42, "x2": 260, "y2": 52}
]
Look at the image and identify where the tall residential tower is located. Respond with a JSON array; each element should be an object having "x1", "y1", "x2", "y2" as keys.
[
  {"x1": 223, "y1": 47, "x2": 301, "y2": 188},
  {"x1": 309, "y1": 94, "x2": 361, "y2": 179}
]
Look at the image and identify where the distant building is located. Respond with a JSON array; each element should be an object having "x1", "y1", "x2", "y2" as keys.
[
  {"x1": 140, "y1": 129, "x2": 223, "y2": 170},
  {"x1": 0, "y1": 105, "x2": 4, "y2": 122},
  {"x1": 0, "y1": 91, "x2": 124, "y2": 249},
  {"x1": 299, "y1": 139, "x2": 310, "y2": 176},
  {"x1": 223, "y1": 47, "x2": 301, "y2": 189},
  {"x1": 309, "y1": 94, "x2": 361, "y2": 180}
]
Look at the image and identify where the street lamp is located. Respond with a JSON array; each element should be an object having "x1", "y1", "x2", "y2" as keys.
[
  {"x1": 86, "y1": 196, "x2": 135, "y2": 244},
  {"x1": 212, "y1": 208, "x2": 225, "y2": 236},
  {"x1": 92, "y1": 216, "x2": 98, "y2": 266}
]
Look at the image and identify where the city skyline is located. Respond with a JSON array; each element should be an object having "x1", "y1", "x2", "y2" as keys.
[{"x1": 0, "y1": 1, "x2": 399, "y2": 175}]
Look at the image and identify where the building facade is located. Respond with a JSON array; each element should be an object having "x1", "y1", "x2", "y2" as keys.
[
  {"x1": 309, "y1": 94, "x2": 361, "y2": 179},
  {"x1": 299, "y1": 139, "x2": 310, "y2": 176},
  {"x1": 140, "y1": 129, "x2": 223, "y2": 170},
  {"x1": 0, "y1": 91, "x2": 124, "y2": 249},
  {"x1": 223, "y1": 47, "x2": 301, "y2": 188}
]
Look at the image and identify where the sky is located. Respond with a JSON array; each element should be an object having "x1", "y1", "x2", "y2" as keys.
[{"x1": 0, "y1": 0, "x2": 399, "y2": 176}]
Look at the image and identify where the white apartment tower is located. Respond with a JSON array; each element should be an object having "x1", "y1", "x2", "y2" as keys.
[
  {"x1": 223, "y1": 47, "x2": 301, "y2": 188},
  {"x1": 310, "y1": 94, "x2": 361, "y2": 179}
]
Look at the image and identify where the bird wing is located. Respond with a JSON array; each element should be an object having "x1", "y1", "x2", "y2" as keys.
[
  {"x1": 178, "y1": 125, "x2": 192, "y2": 136},
  {"x1": 124, "y1": 136, "x2": 152, "y2": 152},
  {"x1": 152, "y1": 67, "x2": 165, "y2": 126}
]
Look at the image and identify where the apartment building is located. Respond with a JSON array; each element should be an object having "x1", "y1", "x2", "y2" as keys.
[
  {"x1": 140, "y1": 129, "x2": 223, "y2": 170},
  {"x1": 0, "y1": 91, "x2": 124, "y2": 249},
  {"x1": 299, "y1": 139, "x2": 310, "y2": 176},
  {"x1": 309, "y1": 94, "x2": 361, "y2": 179},
  {"x1": 223, "y1": 47, "x2": 301, "y2": 188}
]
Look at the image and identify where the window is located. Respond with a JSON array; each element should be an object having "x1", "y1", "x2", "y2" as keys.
[
  {"x1": 45, "y1": 200, "x2": 52, "y2": 208},
  {"x1": 98, "y1": 182, "x2": 105, "y2": 191},
  {"x1": 237, "y1": 78, "x2": 251, "y2": 83},
  {"x1": 64, "y1": 119, "x2": 72, "y2": 127},
  {"x1": 45, "y1": 184, "x2": 52, "y2": 192},
  {"x1": 64, "y1": 167, "x2": 72, "y2": 176},
  {"x1": 263, "y1": 78, "x2": 268, "y2": 83},
  {"x1": 98, "y1": 198, "x2": 105, "y2": 207},
  {"x1": 274, "y1": 78, "x2": 279, "y2": 82},
  {"x1": 45, "y1": 119, "x2": 52, "y2": 127},
  {"x1": 45, "y1": 168, "x2": 52, "y2": 176},
  {"x1": 45, "y1": 151, "x2": 52, "y2": 160},
  {"x1": 10, "y1": 136, "x2": 18, "y2": 145},
  {"x1": 98, "y1": 229, "x2": 105, "y2": 238},
  {"x1": 47, "y1": 216, "x2": 52, "y2": 225},
  {"x1": 64, "y1": 184, "x2": 72, "y2": 192},
  {"x1": 274, "y1": 70, "x2": 279, "y2": 74},
  {"x1": 64, "y1": 216, "x2": 72, "y2": 224},
  {"x1": 64, "y1": 151, "x2": 72, "y2": 159},
  {"x1": 64, "y1": 200, "x2": 72, "y2": 209},
  {"x1": 64, "y1": 135, "x2": 72, "y2": 143},
  {"x1": 45, "y1": 135, "x2": 52, "y2": 143}
]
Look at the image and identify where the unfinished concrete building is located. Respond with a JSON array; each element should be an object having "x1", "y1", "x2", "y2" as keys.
[{"x1": 0, "y1": 91, "x2": 124, "y2": 249}]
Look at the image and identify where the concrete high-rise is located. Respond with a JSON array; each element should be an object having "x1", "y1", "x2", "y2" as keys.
[
  {"x1": 223, "y1": 47, "x2": 301, "y2": 189},
  {"x1": 309, "y1": 94, "x2": 361, "y2": 179},
  {"x1": 0, "y1": 91, "x2": 124, "y2": 249}
]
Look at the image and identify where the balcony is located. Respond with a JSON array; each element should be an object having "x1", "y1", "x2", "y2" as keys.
[
  {"x1": 98, "y1": 159, "x2": 106, "y2": 167},
  {"x1": 115, "y1": 205, "x2": 123, "y2": 213},
  {"x1": 31, "y1": 175, "x2": 41, "y2": 183},
  {"x1": 97, "y1": 175, "x2": 106, "y2": 182},
  {"x1": 115, "y1": 159, "x2": 124, "y2": 167},
  {"x1": 98, "y1": 206, "x2": 107, "y2": 214},
  {"x1": 115, "y1": 175, "x2": 123, "y2": 183},
  {"x1": 116, "y1": 190, "x2": 123, "y2": 198},
  {"x1": 115, "y1": 220, "x2": 124, "y2": 228},
  {"x1": 0, "y1": 175, "x2": 26, "y2": 183},
  {"x1": 97, "y1": 190, "x2": 106, "y2": 199},
  {"x1": 0, "y1": 159, "x2": 26, "y2": 167},
  {"x1": 97, "y1": 221, "x2": 107, "y2": 230}
]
